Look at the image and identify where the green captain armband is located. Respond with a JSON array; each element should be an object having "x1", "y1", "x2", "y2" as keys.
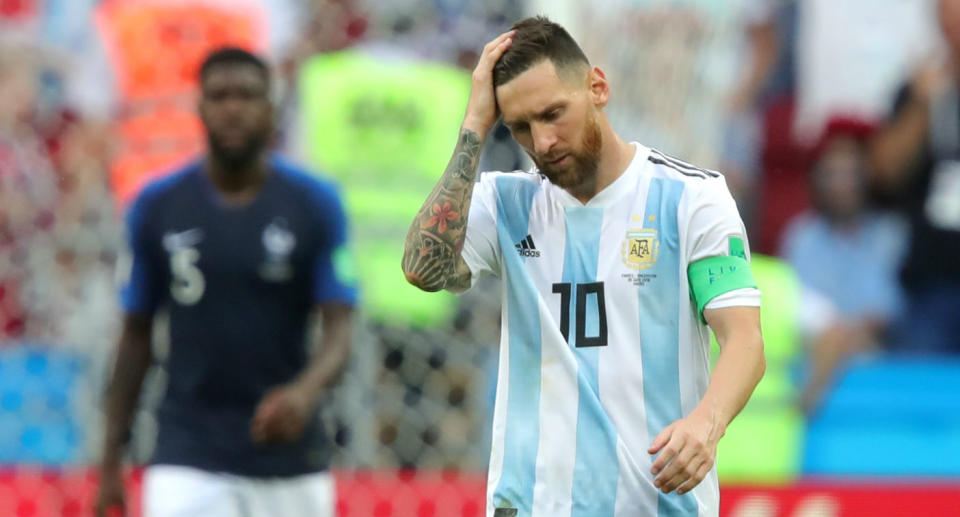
[{"x1": 688, "y1": 255, "x2": 757, "y2": 323}]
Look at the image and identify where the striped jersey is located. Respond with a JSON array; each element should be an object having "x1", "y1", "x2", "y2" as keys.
[{"x1": 460, "y1": 144, "x2": 761, "y2": 517}]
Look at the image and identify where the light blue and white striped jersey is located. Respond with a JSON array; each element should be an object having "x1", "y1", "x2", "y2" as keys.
[{"x1": 461, "y1": 144, "x2": 760, "y2": 517}]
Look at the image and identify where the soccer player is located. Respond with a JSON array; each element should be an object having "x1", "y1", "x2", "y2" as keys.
[
  {"x1": 402, "y1": 17, "x2": 765, "y2": 517},
  {"x1": 95, "y1": 48, "x2": 356, "y2": 517}
]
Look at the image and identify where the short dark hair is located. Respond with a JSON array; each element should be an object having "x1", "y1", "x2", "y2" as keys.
[
  {"x1": 493, "y1": 16, "x2": 589, "y2": 88},
  {"x1": 198, "y1": 47, "x2": 269, "y2": 86}
]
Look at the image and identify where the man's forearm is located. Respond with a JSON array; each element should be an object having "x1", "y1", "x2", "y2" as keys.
[
  {"x1": 695, "y1": 328, "x2": 765, "y2": 434},
  {"x1": 295, "y1": 304, "x2": 353, "y2": 400},
  {"x1": 870, "y1": 97, "x2": 928, "y2": 192},
  {"x1": 101, "y1": 317, "x2": 153, "y2": 467},
  {"x1": 402, "y1": 128, "x2": 484, "y2": 292}
]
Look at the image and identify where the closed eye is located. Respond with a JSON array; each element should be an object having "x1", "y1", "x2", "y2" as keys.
[
  {"x1": 542, "y1": 108, "x2": 563, "y2": 122},
  {"x1": 509, "y1": 122, "x2": 530, "y2": 134}
]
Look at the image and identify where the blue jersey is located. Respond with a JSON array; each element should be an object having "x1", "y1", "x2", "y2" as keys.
[{"x1": 122, "y1": 156, "x2": 357, "y2": 477}]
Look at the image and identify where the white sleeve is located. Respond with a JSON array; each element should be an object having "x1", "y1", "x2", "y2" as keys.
[
  {"x1": 686, "y1": 176, "x2": 752, "y2": 264},
  {"x1": 459, "y1": 173, "x2": 502, "y2": 291},
  {"x1": 705, "y1": 287, "x2": 762, "y2": 310},
  {"x1": 686, "y1": 176, "x2": 761, "y2": 306}
]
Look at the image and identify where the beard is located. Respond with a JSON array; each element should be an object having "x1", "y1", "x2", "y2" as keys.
[
  {"x1": 208, "y1": 130, "x2": 270, "y2": 171},
  {"x1": 534, "y1": 112, "x2": 603, "y2": 190}
]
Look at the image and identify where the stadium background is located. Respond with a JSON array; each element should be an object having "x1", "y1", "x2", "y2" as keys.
[{"x1": 0, "y1": 0, "x2": 958, "y2": 516}]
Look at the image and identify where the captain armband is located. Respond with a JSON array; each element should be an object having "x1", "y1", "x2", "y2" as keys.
[{"x1": 688, "y1": 255, "x2": 757, "y2": 322}]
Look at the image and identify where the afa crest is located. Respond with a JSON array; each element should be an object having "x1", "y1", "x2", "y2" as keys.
[{"x1": 622, "y1": 228, "x2": 659, "y2": 270}]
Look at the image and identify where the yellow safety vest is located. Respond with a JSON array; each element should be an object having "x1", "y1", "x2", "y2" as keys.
[
  {"x1": 713, "y1": 254, "x2": 804, "y2": 483},
  {"x1": 299, "y1": 51, "x2": 471, "y2": 326}
]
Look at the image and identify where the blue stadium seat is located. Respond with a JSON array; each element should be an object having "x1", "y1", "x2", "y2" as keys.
[
  {"x1": 0, "y1": 346, "x2": 85, "y2": 465},
  {"x1": 803, "y1": 355, "x2": 960, "y2": 476}
]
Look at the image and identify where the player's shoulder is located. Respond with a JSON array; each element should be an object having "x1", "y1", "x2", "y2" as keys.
[
  {"x1": 128, "y1": 160, "x2": 202, "y2": 219},
  {"x1": 645, "y1": 148, "x2": 724, "y2": 184},
  {"x1": 270, "y1": 154, "x2": 342, "y2": 194},
  {"x1": 644, "y1": 148, "x2": 731, "y2": 200},
  {"x1": 269, "y1": 154, "x2": 345, "y2": 209},
  {"x1": 477, "y1": 168, "x2": 546, "y2": 193},
  {"x1": 473, "y1": 170, "x2": 545, "y2": 214}
]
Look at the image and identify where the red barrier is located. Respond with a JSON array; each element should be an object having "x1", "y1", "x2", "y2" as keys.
[
  {"x1": 0, "y1": 467, "x2": 142, "y2": 517},
  {"x1": 336, "y1": 470, "x2": 485, "y2": 517},
  {"x1": 721, "y1": 483, "x2": 960, "y2": 517},
  {"x1": 0, "y1": 0, "x2": 36, "y2": 20},
  {"x1": 0, "y1": 468, "x2": 957, "y2": 517}
]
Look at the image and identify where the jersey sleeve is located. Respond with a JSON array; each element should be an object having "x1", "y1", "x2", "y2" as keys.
[
  {"x1": 459, "y1": 173, "x2": 502, "y2": 291},
  {"x1": 311, "y1": 183, "x2": 359, "y2": 305},
  {"x1": 685, "y1": 177, "x2": 761, "y2": 320},
  {"x1": 120, "y1": 191, "x2": 163, "y2": 316}
]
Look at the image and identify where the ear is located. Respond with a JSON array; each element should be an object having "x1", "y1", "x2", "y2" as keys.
[{"x1": 587, "y1": 66, "x2": 610, "y2": 108}]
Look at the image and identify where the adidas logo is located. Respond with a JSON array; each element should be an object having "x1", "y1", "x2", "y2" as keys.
[{"x1": 515, "y1": 235, "x2": 540, "y2": 257}]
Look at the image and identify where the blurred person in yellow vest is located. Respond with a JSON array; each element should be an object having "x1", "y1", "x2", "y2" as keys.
[
  {"x1": 294, "y1": 2, "x2": 525, "y2": 327},
  {"x1": 714, "y1": 254, "x2": 864, "y2": 483}
]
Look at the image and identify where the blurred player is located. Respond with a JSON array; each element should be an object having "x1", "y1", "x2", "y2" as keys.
[
  {"x1": 95, "y1": 48, "x2": 357, "y2": 517},
  {"x1": 403, "y1": 17, "x2": 765, "y2": 517}
]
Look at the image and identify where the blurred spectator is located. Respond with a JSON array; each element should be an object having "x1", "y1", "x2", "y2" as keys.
[
  {"x1": 0, "y1": 36, "x2": 120, "y2": 347},
  {"x1": 0, "y1": 40, "x2": 56, "y2": 341},
  {"x1": 0, "y1": 40, "x2": 63, "y2": 341},
  {"x1": 739, "y1": 0, "x2": 808, "y2": 255},
  {"x1": 870, "y1": 0, "x2": 960, "y2": 355},
  {"x1": 782, "y1": 117, "x2": 906, "y2": 338},
  {"x1": 727, "y1": 0, "x2": 936, "y2": 253},
  {"x1": 781, "y1": 117, "x2": 907, "y2": 410},
  {"x1": 728, "y1": 0, "x2": 798, "y2": 115},
  {"x1": 722, "y1": 0, "x2": 797, "y2": 236}
]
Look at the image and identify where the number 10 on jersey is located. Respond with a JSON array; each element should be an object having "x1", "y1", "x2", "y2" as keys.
[{"x1": 552, "y1": 282, "x2": 608, "y2": 347}]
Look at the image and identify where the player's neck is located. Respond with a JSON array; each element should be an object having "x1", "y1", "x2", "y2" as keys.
[
  {"x1": 205, "y1": 153, "x2": 270, "y2": 204},
  {"x1": 596, "y1": 133, "x2": 636, "y2": 191}
]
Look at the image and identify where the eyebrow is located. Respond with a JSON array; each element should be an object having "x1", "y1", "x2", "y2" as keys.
[{"x1": 503, "y1": 101, "x2": 566, "y2": 127}]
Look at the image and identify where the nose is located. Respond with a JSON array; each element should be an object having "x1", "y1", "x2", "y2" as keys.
[
  {"x1": 221, "y1": 96, "x2": 248, "y2": 117},
  {"x1": 532, "y1": 122, "x2": 557, "y2": 156}
]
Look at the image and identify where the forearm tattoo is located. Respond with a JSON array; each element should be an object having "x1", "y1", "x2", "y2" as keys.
[{"x1": 403, "y1": 129, "x2": 483, "y2": 292}]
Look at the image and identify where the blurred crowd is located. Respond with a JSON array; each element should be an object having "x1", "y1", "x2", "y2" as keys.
[{"x1": 0, "y1": 0, "x2": 958, "y2": 472}]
